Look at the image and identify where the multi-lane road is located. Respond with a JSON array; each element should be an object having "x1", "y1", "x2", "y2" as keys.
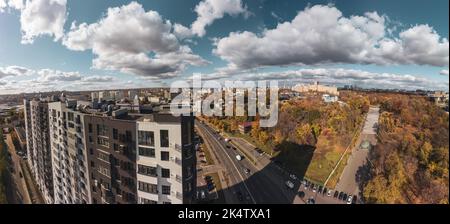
[{"x1": 196, "y1": 121, "x2": 297, "y2": 204}]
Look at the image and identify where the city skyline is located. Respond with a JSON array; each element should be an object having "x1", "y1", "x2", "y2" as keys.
[{"x1": 0, "y1": 0, "x2": 449, "y2": 94}]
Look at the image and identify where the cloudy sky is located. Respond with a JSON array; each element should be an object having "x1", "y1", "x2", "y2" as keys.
[{"x1": 0, "y1": 0, "x2": 448, "y2": 94}]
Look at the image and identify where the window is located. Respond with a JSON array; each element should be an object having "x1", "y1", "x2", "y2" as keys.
[
  {"x1": 97, "y1": 136, "x2": 109, "y2": 147},
  {"x1": 138, "y1": 131, "x2": 154, "y2": 146},
  {"x1": 113, "y1": 128, "x2": 118, "y2": 140},
  {"x1": 161, "y1": 151, "x2": 169, "y2": 161},
  {"x1": 138, "y1": 147, "x2": 155, "y2": 158},
  {"x1": 97, "y1": 124, "x2": 109, "y2": 136},
  {"x1": 89, "y1": 148, "x2": 93, "y2": 155},
  {"x1": 98, "y1": 165, "x2": 110, "y2": 177},
  {"x1": 182, "y1": 122, "x2": 192, "y2": 145},
  {"x1": 138, "y1": 181, "x2": 158, "y2": 194},
  {"x1": 138, "y1": 165, "x2": 157, "y2": 177},
  {"x1": 88, "y1": 124, "x2": 92, "y2": 133},
  {"x1": 126, "y1": 130, "x2": 132, "y2": 141},
  {"x1": 98, "y1": 152, "x2": 110, "y2": 163},
  {"x1": 161, "y1": 168, "x2": 170, "y2": 178},
  {"x1": 162, "y1": 185, "x2": 171, "y2": 195},
  {"x1": 113, "y1": 143, "x2": 118, "y2": 151},
  {"x1": 160, "y1": 130, "x2": 169, "y2": 147},
  {"x1": 89, "y1": 136, "x2": 93, "y2": 143}
]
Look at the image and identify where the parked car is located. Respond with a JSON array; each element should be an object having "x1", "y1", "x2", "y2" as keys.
[
  {"x1": 312, "y1": 185, "x2": 317, "y2": 193},
  {"x1": 343, "y1": 193, "x2": 348, "y2": 201},
  {"x1": 236, "y1": 155, "x2": 242, "y2": 161},
  {"x1": 285, "y1": 180, "x2": 295, "y2": 190},
  {"x1": 307, "y1": 197, "x2": 315, "y2": 204},
  {"x1": 323, "y1": 187, "x2": 328, "y2": 195},
  {"x1": 201, "y1": 191, "x2": 206, "y2": 200},
  {"x1": 338, "y1": 192, "x2": 344, "y2": 200},
  {"x1": 304, "y1": 182, "x2": 309, "y2": 190},
  {"x1": 327, "y1": 190, "x2": 333, "y2": 197},
  {"x1": 244, "y1": 168, "x2": 251, "y2": 174},
  {"x1": 347, "y1": 195, "x2": 353, "y2": 204},
  {"x1": 255, "y1": 148, "x2": 264, "y2": 156},
  {"x1": 333, "y1": 190, "x2": 339, "y2": 198},
  {"x1": 309, "y1": 183, "x2": 315, "y2": 191},
  {"x1": 318, "y1": 185, "x2": 323, "y2": 194},
  {"x1": 352, "y1": 196, "x2": 358, "y2": 204}
]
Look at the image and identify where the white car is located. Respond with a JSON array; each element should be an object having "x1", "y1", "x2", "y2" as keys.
[
  {"x1": 285, "y1": 180, "x2": 294, "y2": 189},
  {"x1": 327, "y1": 190, "x2": 333, "y2": 197},
  {"x1": 236, "y1": 155, "x2": 242, "y2": 161},
  {"x1": 201, "y1": 191, "x2": 206, "y2": 200},
  {"x1": 347, "y1": 195, "x2": 353, "y2": 204}
]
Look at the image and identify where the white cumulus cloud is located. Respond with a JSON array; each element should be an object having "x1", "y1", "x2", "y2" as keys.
[
  {"x1": 20, "y1": 0, "x2": 67, "y2": 44},
  {"x1": 191, "y1": 0, "x2": 249, "y2": 37},
  {"x1": 62, "y1": 2, "x2": 208, "y2": 79},
  {"x1": 214, "y1": 4, "x2": 449, "y2": 71}
]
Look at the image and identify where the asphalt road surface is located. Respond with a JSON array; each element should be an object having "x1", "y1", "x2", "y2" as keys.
[{"x1": 196, "y1": 121, "x2": 297, "y2": 204}]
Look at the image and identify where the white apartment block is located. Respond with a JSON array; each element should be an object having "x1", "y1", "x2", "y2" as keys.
[
  {"x1": 23, "y1": 99, "x2": 54, "y2": 204},
  {"x1": 48, "y1": 101, "x2": 91, "y2": 204},
  {"x1": 136, "y1": 113, "x2": 196, "y2": 204}
]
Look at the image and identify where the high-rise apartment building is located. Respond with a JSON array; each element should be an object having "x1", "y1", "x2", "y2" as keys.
[
  {"x1": 48, "y1": 101, "x2": 91, "y2": 204},
  {"x1": 24, "y1": 97, "x2": 196, "y2": 204},
  {"x1": 23, "y1": 98, "x2": 54, "y2": 204},
  {"x1": 84, "y1": 109, "x2": 138, "y2": 204},
  {"x1": 136, "y1": 113, "x2": 196, "y2": 204}
]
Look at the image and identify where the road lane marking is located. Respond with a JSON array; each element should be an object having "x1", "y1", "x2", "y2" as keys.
[{"x1": 199, "y1": 123, "x2": 257, "y2": 204}]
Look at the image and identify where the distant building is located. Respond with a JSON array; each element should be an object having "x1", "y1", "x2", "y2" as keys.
[
  {"x1": 427, "y1": 91, "x2": 449, "y2": 105},
  {"x1": 239, "y1": 122, "x2": 252, "y2": 134},
  {"x1": 322, "y1": 94, "x2": 339, "y2": 103},
  {"x1": 292, "y1": 81, "x2": 339, "y2": 96}
]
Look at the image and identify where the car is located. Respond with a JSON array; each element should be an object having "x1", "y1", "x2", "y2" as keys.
[
  {"x1": 285, "y1": 180, "x2": 295, "y2": 190},
  {"x1": 255, "y1": 148, "x2": 264, "y2": 156},
  {"x1": 323, "y1": 187, "x2": 328, "y2": 195},
  {"x1": 201, "y1": 191, "x2": 206, "y2": 200},
  {"x1": 225, "y1": 138, "x2": 231, "y2": 143},
  {"x1": 352, "y1": 196, "x2": 358, "y2": 204},
  {"x1": 347, "y1": 195, "x2": 353, "y2": 204},
  {"x1": 207, "y1": 184, "x2": 215, "y2": 191},
  {"x1": 309, "y1": 183, "x2": 315, "y2": 191},
  {"x1": 318, "y1": 185, "x2": 323, "y2": 194},
  {"x1": 244, "y1": 168, "x2": 251, "y2": 174},
  {"x1": 298, "y1": 191, "x2": 305, "y2": 198},
  {"x1": 304, "y1": 182, "x2": 309, "y2": 190},
  {"x1": 232, "y1": 147, "x2": 237, "y2": 150},
  {"x1": 307, "y1": 197, "x2": 315, "y2": 204},
  {"x1": 289, "y1": 174, "x2": 298, "y2": 180},
  {"x1": 338, "y1": 192, "x2": 344, "y2": 200},
  {"x1": 312, "y1": 185, "x2": 317, "y2": 193},
  {"x1": 236, "y1": 155, "x2": 242, "y2": 161},
  {"x1": 333, "y1": 191, "x2": 339, "y2": 198},
  {"x1": 327, "y1": 190, "x2": 333, "y2": 197},
  {"x1": 343, "y1": 193, "x2": 348, "y2": 201}
]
